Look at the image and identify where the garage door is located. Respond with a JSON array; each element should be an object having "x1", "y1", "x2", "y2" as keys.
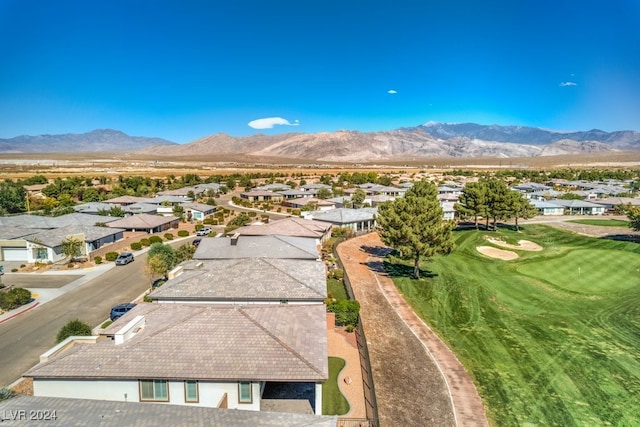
[{"x1": 2, "y1": 247, "x2": 28, "y2": 262}]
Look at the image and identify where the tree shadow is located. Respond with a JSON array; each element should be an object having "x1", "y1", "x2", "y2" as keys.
[
  {"x1": 602, "y1": 234, "x2": 640, "y2": 243},
  {"x1": 383, "y1": 260, "x2": 438, "y2": 279},
  {"x1": 360, "y1": 245, "x2": 394, "y2": 257}
]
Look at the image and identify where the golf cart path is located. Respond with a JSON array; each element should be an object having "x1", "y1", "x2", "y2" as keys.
[{"x1": 338, "y1": 233, "x2": 489, "y2": 426}]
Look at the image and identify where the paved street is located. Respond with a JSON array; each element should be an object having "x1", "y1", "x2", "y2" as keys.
[{"x1": 0, "y1": 255, "x2": 151, "y2": 387}]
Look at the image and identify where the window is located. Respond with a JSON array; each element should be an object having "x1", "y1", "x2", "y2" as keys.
[
  {"x1": 139, "y1": 380, "x2": 169, "y2": 401},
  {"x1": 184, "y1": 380, "x2": 199, "y2": 403},
  {"x1": 238, "y1": 382, "x2": 252, "y2": 403}
]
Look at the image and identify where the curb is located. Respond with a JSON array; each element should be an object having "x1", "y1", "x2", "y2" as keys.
[{"x1": 0, "y1": 301, "x2": 40, "y2": 324}]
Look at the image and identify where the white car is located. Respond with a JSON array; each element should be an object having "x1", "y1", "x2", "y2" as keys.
[{"x1": 196, "y1": 227, "x2": 212, "y2": 236}]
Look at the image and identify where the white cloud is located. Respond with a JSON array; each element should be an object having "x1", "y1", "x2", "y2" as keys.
[
  {"x1": 248, "y1": 117, "x2": 300, "y2": 129},
  {"x1": 560, "y1": 81, "x2": 578, "y2": 87},
  {"x1": 387, "y1": 89, "x2": 397, "y2": 94}
]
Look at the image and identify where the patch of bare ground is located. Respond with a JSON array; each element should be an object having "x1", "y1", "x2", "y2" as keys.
[{"x1": 338, "y1": 233, "x2": 488, "y2": 427}]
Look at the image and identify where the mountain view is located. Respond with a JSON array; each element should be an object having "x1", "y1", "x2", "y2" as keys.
[
  {"x1": 2, "y1": 123, "x2": 640, "y2": 161},
  {"x1": 0, "y1": 129, "x2": 177, "y2": 153}
]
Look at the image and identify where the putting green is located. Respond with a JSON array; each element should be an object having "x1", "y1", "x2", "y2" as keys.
[{"x1": 518, "y1": 249, "x2": 640, "y2": 294}]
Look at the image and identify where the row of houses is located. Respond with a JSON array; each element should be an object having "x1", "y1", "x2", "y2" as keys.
[
  {"x1": 0, "y1": 212, "x2": 182, "y2": 264},
  {"x1": 23, "y1": 218, "x2": 338, "y2": 421}
]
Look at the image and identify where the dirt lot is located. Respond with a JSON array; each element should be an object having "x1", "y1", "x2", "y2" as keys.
[{"x1": 338, "y1": 233, "x2": 489, "y2": 427}]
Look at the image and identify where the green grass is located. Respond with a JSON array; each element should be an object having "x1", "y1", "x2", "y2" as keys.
[
  {"x1": 323, "y1": 357, "x2": 350, "y2": 415},
  {"x1": 567, "y1": 218, "x2": 630, "y2": 227},
  {"x1": 387, "y1": 225, "x2": 640, "y2": 426},
  {"x1": 327, "y1": 278, "x2": 349, "y2": 301}
]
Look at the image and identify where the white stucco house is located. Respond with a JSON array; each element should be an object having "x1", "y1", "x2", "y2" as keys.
[{"x1": 25, "y1": 303, "x2": 328, "y2": 415}]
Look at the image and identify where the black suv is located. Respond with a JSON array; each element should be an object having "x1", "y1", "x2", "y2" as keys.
[{"x1": 110, "y1": 303, "x2": 137, "y2": 321}]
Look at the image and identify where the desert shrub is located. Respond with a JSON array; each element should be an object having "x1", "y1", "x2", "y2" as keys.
[
  {"x1": 11, "y1": 269, "x2": 18, "y2": 273},
  {"x1": 277, "y1": 207, "x2": 282, "y2": 212},
  {"x1": 20, "y1": 264, "x2": 25, "y2": 268},
  {"x1": 105, "y1": 252, "x2": 119, "y2": 262},
  {"x1": 140, "y1": 238, "x2": 151, "y2": 247},
  {"x1": 292, "y1": 209, "x2": 301, "y2": 216},
  {"x1": 130, "y1": 242, "x2": 143, "y2": 251},
  {"x1": 332, "y1": 269, "x2": 344, "y2": 280},
  {"x1": 164, "y1": 233, "x2": 174, "y2": 240},
  {"x1": 0, "y1": 287, "x2": 32, "y2": 310},
  {"x1": 94, "y1": 256, "x2": 102, "y2": 264},
  {"x1": 149, "y1": 236, "x2": 163, "y2": 244},
  {"x1": 203, "y1": 217, "x2": 213, "y2": 225},
  {"x1": 67, "y1": 263, "x2": 74, "y2": 269},
  {"x1": 177, "y1": 230, "x2": 189, "y2": 237},
  {"x1": 210, "y1": 219, "x2": 218, "y2": 225},
  {"x1": 248, "y1": 211, "x2": 257, "y2": 218},
  {"x1": 143, "y1": 293, "x2": 153, "y2": 303},
  {"x1": 56, "y1": 319, "x2": 92, "y2": 343},
  {"x1": 0, "y1": 388, "x2": 15, "y2": 401}
]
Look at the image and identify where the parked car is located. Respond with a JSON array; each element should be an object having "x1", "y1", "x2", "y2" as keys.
[
  {"x1": 192, "y1": 238, "x2": 202, "y2": 247},
  {"x1": 110, "y1": 303, "x2": 137, "y2": 321},
  {"x1": 196, "y1": 227, "x2": 212, "y2": 236},
  {"x1": 115, "y1": 252, "x2": 134, "y2": 265},
  {"x1": 151, "y1": 277, "x2": 167, "y2": 288}
]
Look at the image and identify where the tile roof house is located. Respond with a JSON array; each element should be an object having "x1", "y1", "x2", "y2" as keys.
[
  {"x1": 180, "y1": 202, "x2": 217, "y2": 222},
  {"x1": 104, "y1": 195, "x2": 151, "y2": 206},
  {"x1": 0, "y1": 213, "x2": 122, "y2": 263},
  {"x1": 194, "y1": 235, "x2": 320, "y2": 260},
  {"x1": 240, "y1": 190, "x2": 284, "y2": 203},
  {"x1": 282, "y1": 197, "x2": 336, "y2": 211},
  {"x1": 106, "y1": 213, "x2": 180, "y2": 233},
  {"x1": 549, "y1": 199, "x2": 606, "y2": 215},
  {"x1": 23, "y1": 224, "x2": 125, "y2": 263},
  {"x1": 304, "y1": 208, "x2": 378, "y2": 234},
  {"x1": 0, "y1": 395, "x2": 337, "y2": 426},
  {"x1": 25, "y1": 303, "x2": 328, "y2": 414},
  {"x1": 150, "y1": 258, "x2": 327, "y2": 304},
  {"x1": 233, "y1": 217, "x2": 333, "y2": 242}
]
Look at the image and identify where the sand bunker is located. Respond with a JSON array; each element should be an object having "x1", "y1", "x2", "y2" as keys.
[
  {"x1": 485, "y1": 237, "x2": 543, "y2": 251},
  {"x1": 476, "y1": 246, "x2": 519, "y2": 260}
]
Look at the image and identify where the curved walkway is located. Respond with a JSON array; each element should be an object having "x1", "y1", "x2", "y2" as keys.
[{"x1": 337, "y1": 233, "x2": 489, "y2": 426}]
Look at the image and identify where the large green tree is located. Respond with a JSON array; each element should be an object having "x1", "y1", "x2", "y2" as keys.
[
  {"x1": 622, "y1": 205, "x2": 640, "y2": 231},
  {"x1": 376, "y1": 180, "x2": 455, "y2": 279},
  {"x1": 508, "y1": 192, "x2": 538, "y2": 231},
  {"x1": 146, "y1": 243, "x2": 177, "y2": 277},
  {"x1": 484, "y1": 179, "x2": 513, "y2": 230},
  {"x1": 0, "y1": 180, "x2": 27, "y2": 214},
  {"x1": 455, "y1": 181, "x2": 488, "y2": 230}
]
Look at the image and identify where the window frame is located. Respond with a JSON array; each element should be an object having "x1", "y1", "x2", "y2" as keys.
[
  {"x1": 139, "y1": 379, "x2": 169, "y2": 402},
  {"x1": 184, "y1": 380, "x2": 199, "y2": 403},
  {"x1": 238, "y1": 381, "x2": 252, "y2": 404}
]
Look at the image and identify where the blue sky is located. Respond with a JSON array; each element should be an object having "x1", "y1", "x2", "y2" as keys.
[{"x1": 1, "y1": 1, "x2": 639, "y2": 143}]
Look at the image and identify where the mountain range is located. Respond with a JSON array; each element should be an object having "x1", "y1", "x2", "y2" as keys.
[
  {"x1": 2, "y1": 124, "x2": 640, "y2": 161},
  {"x1": 0, "y1": 129, "x2": 177, "y2": 153}
]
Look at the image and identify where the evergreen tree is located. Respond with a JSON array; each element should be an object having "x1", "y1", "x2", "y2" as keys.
[
  {"x1": 455, "y1": 181, "x2": 488, "y2": 230},
  {"x1": 376, "y1": 181, "x2": 455, "y2": 279}
]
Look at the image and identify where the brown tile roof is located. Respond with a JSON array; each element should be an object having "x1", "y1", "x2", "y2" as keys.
[
  {"x1": 26, "y1": 304, "x2": 328, "y2": 382},
  {"x1": 234, "y1": 217, "x2": 332, "y2": 238},
  {"x1": 150, "y1": 258, "x2": 327, "y2": 302},
  {"x1": 106, "y1": 213, "x2": 179, "y2": 229}
]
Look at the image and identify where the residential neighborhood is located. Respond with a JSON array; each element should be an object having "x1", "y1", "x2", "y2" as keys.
[{"x1": 0, "y1": 168, "x2": 639, "y2": 426}]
